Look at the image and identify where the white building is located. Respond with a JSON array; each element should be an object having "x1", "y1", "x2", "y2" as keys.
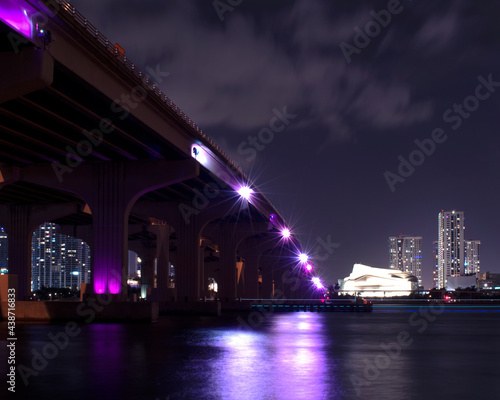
[
  {"x1": 389, "y1": 235, "x2": 422, "y2": 287},
  {"x1": 437, "y1": 210, "x2": 465, "y2": 289},
  {"x1": 464, "y1": 240, "x2": 480, "y2": 275},
  {"x1": 341, "y1": 263, "x2": 418, "y2": 297}
]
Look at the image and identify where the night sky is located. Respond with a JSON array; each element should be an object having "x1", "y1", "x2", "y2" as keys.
[{"x1": 68, "y1": 0, "x2": 500, "y2": 288}]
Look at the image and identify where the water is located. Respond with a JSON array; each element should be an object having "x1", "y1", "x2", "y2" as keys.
[{"x1": 2, "y1": 306, "x2": 500, "y2": 400}]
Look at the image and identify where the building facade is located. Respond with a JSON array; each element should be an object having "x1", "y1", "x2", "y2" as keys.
[
  {"x1": 31, "y1": 223, "x2": 91, "y2": 292},
  {"x1": 437, "y1": 210, "x2": 465, "y2": 289},
  {"x1": 464, "y1": 240, "x2": 481, "y2": 275},
  {"x1": 389, "y1": 235, "x2": 422, "y2": 287},
  {"x1": 341, "y1": 263, "x2": 418, "y2": 297},
  {"x1": 432, "y1": 240, "x2": 438, "y2": 288}
]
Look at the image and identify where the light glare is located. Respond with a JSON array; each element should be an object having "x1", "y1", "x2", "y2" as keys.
[
  {"x1": 281, "y1": 228, "x2": 291, "y2": 239},
  {"x1": 237, "y1": 186, "x2": 253, "y2": 200},
  {"x1": 312, "y1": 276, "x2": 323, "y2": 289}
]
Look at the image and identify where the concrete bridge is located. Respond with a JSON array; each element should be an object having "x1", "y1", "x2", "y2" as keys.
[{"x1": 0, "y1": 0, "x2": 315, "y2": 316}]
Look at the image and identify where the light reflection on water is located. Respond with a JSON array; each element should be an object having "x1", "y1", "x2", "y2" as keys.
[{"x1": 203, "y1": 313, "x2": 334, "y2": 400}]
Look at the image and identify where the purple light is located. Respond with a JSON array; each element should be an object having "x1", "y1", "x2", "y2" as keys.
[
  {"x1": 0, "y1": 0, "x2": 36, "y2": 39},
  {"x1": 237, "y1": 185, "x2": 253, "y2": 201},
  {"x1": 312, "y1": 277, "x2": 323, "y2": 289},
  {"x1": 306, "y1": 264, "x2": 312, "y2": 272},
  {"x1": 298, "y1": 253, "x2": 308, "y2": 264},
  {"x1": 281, "y1": 228, "x2": 291, "y2": 239}
]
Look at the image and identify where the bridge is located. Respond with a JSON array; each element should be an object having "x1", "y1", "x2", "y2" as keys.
[{"x1": 0, "y1": 0, "x2": 317, "y2": 318}]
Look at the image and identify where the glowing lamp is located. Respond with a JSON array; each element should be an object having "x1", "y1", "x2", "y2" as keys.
[
  {"x1": 298, "y1": 253, "x2": 308, "y2": 264},
  {"x1": 312, "y1": 276, "x2": 323, "y2": 289},
  {"x1": 306, "y1": 264, "x2": 312, "y2": 272},
  {"x1": 281, "y1": 228, "x2": 291, "y2": 239},
  {"x1": 237, "y1": 186, "x2": 253, "y2": 201},
  {"x1": 191, "y1": 145, "x2": 208, "y2": 165}
]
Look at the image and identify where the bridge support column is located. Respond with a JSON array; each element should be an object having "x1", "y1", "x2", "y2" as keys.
[
  {"x1": 5, "y1": 205, "x2": 31, "y2": 301},
  {"x1": 175, "y1": 221, "x2": 203, "y2": 302},
  {"x1": 239, "y1": 238, "x2": 261, "y2": 299},
  {"x1": 260, "y1": 253, "x2": 275, "y2": 299},
  {"x1": 139, "y1": 244, "x2": 156, "y2": 300},
  {"x1": 152, "y1": 224, "x2": 172, "y2": 302},
  {"x1": 217, "y1": 228, "x2": 238, "y2": 301},
  {"x1": 87, "y1": 163, "x2": 129, "y2": 299}
]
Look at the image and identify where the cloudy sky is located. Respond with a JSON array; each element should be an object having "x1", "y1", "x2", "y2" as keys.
[{"x1": 68, "y1": 0, "x2": 500, "y2": 288}]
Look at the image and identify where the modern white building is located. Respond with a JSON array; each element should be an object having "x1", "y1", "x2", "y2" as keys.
[
  {"x1": 389, "y1": 235, "x2": 422, "y2": 287},
  {"x1": 341, "y1": 263, "x2": 418, "y2": 297},
  {"x1": 437, "y1": 210, "x2": 465, "y2": 289},
  {"x1": 464, "y1": 240, "x2": 481, "y2": 275}
]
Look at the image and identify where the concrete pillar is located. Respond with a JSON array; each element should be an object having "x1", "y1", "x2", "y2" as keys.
[
  {"x1": 151, "y1": 224, "x2": 172, "y2": 302},
  {"x1": 175, "y1": 220, "x2": 203, "y2": 302},
  {"x1": 217, "y1": 227, "x2": 238, "y2": 301},
  {"x1": 239, "y1": 237, "x2": 261, "y2": 299},
  {"x1": 7, "y1": 205, "x2": 31, "y2": 301},
  {"x1": 89, "y1": 163, "x2": 129, "y2": 298},
  {"x1": 139, "y1": 244, "x2": 156, "y2": 300}
]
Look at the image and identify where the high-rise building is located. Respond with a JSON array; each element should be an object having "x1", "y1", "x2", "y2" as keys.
[
  {"x1": 31, "y1": 223, "x2": 91, "y2": 292},
  {"x1": 464, "y1": 240, "x2": 480, "y2": 275},
  {"x1": 432, "y1": 240, "x2": 438, "y2": 288},
  {"x1": 389, "y1": 235, "x2": 422, "y2": 287},
  {"x1": 437, "y1": 210, "x2": 465, "y2": 289}
]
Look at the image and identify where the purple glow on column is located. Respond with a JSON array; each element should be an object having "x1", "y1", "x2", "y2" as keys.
[
  {"x1": 93, "y1": 260, "x2": 106, "y2": 294},
  {"x1": 108, "y1": 272, "x2": 121, "y2": 294},
  {"x1": 0, "y1": 0, "x2": 35, "y2": 39}
]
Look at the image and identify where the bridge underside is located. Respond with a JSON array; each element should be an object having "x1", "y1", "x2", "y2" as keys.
[{"x1": 0, "y1": 1, "x2": 311, "y2": 310}]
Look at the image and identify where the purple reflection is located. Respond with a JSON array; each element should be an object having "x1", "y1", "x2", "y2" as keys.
[{"x1": 0, "y1": 0, "x2": 35, "y2": 38}]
